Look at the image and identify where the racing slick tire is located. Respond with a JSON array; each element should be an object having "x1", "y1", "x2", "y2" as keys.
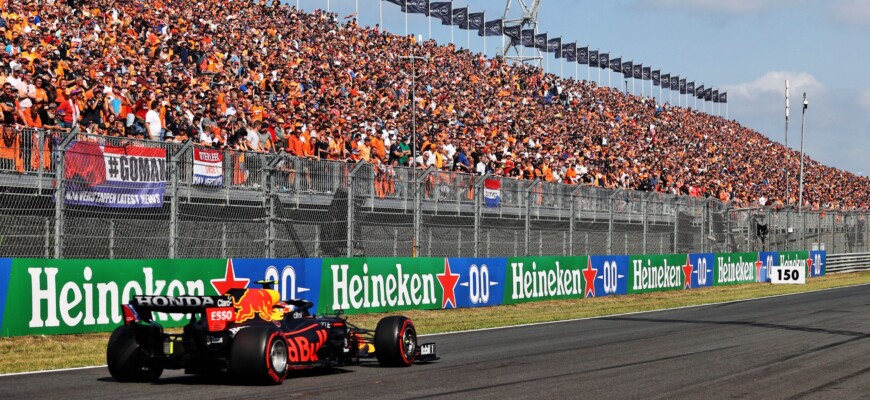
[
  {"x1": 230, "y1": 326, "x2": 289, "y2": 384},
  {"x1": 106, "y1": 325, "x2": 163, "y2": 382},
  {"x1": 374, "y1": 316, "x2": 417, "y2": 367}
]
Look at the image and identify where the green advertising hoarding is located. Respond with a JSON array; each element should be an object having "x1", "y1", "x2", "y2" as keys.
[
  {"x1": 319, "y1": 257, "x2": 448, "y2": 314},
  {"x1": 503, "y1": 256, "x2": 590, "y2": 304},
  {"x1": 779, "y1": 251, "x2": 811, "y2": 277},
  {"x1": 3, "y1": 258, "x2": 228, "y2": 336},
  {"x1": 628, "y1": 254, "x2": 690, "y2": 294},
  {"x1": 714, "y1": 253, "x2": 759, "y2": 285}
]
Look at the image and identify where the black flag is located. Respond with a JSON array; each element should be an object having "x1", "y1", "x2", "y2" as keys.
[
  {"x1": 695, "y1": 84, "x2": 705, "y2": 98},
  {"x1": 521, "y1": 29, "x2": 535, "y2": 47},
  {"x1": 679, "y1": 79, "x2": 687, "y2": 94},
  {"x1": 598, "y1": 53, "x2": 609, "y2": 69},
  {"x1": 405, "y1": 0, "x2": 429, "y2": 15},
  {"x1": 712, "y1": 90, "x2": 719, "y2": 103},
  {"x1": 705, "y1": 87, "x2": 713, "y2": 101},
  {"x1": 642, "y1": 67, "x2": 651, "y2": 80},
  {"x1": 661, "y1": 74, "x2": 670, "y2": 89},
  {"x1": 452, "y1": 7, "x2": 469, "y2": 28},
  {"x1": 652, "y1": 70, "x2": 661, "y2": 86},
  {"x1": 622, "y1": 61, "x2": 633, "y2": 77},
  {"x1": 467, "y1": 12, "x2": 484, "y2": 30},
  {"x1": 478, "y1": 19, "x2": 502, "y2": 37},
  {"x1": 562, "y1": 43, "x2": 576, "y2": 62},
  {"x1": 686, "y1": 82, "x2": 695, "y2": 95},
  {"x1": 670, "y1": 75, "x2": 679, "y2": 91},
  {"x1": 385, "y1": 0, "x2": 406, "y2": 10},
  {"x1": 633, "y1": 63, "x2": 642, "y2": 79},
  {"x1": 429, "y1": 2, "x2": 452, "y2": 25},
  {"x1": 588, "y1": 50, "x2": 599, "y2": 68},
  {"x1": 610, "y1": 57, "x2": 622, "y2": 72},
  {"x1": 577, "y1": 47, "x2": 589, "y2": 64},
  {"x1": 719, "y1": 92, "x2": 727, "y2": 103},
  {"x1": 504, "y1": 24, "x2": 521, "y2": 44},
  {"x1": 548, "y1": 38, "x2": 562, "y2": 57},
  {"x1": 534, "y1": 33, "x2": 548, "y2": 51}
]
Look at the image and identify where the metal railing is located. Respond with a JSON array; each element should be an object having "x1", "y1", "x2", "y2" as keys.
[{"x1": 0, "y1": 127, "x2": 868, "y2": 259}]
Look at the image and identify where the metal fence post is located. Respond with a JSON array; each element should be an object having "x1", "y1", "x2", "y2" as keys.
[
  {"x1": 673, "y1": 197, "x2": 680, "y2": 254},
  {"x1": 701, "y1": 199, "x2": 710, "y2": 253},
  {"x1": 169, "y1": 141, "x2": 192, "y2": 259},
  {"x1": 642, "y1": 193, "x2": 651, "y2": 254},
  {"x1": 570, "y1": 186, "x2": 582, "y2": 256},
  {"x1": 525, "y1": 180, "x2": 539, "y2": 256},
  {"x1": 608, "y1": 190, "x2": 617, "y2": 255},
  {"x1": 414, "y1": 166, "x2": 435, "y2": 258},
  {"x1": 347, "y1": 161, "x2": 367, "y2": 258},
  {"x1": 474, "y1": 173, "x2": 490, "y2": 258},
  {"x1": 266, "y1": 154, "x2": 284, "y2": 258},
  {"x1": 54, "y1": 132, "x2": 76, "y2": 259},
  {"x1": 223, "y1": 148, "x2": 231, "y2": 205}
]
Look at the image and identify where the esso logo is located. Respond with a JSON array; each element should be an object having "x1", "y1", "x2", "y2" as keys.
[
  {"x1": 467, "y1": 264, "x2": 491, "y2": 304},
  {"x1": 208, "y1": 308, "x2": 234, "y2": 322},
  {"x1": 602, "y1": 260, "x2": 618, "y2": 294},
  {"x1": 696, "y1": 258, "x2": 708, "y2": 286}
]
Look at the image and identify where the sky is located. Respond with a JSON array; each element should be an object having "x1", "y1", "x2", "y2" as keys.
[{"x1": 293, "y1": 0, "x2": 870, "y2": 176}]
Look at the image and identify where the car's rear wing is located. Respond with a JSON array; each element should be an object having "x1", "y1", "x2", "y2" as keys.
[{"x1": 124, "y1": 295, "x2": 234, "y2": 326}]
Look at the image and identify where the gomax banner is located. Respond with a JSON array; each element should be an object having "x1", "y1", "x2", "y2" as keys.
[
  {"x1": 0, "y1": 258, "x2": 322, "y2": 336},
  {"x1": 0, "y1": 251, "x2": 826, "y2": 337}
]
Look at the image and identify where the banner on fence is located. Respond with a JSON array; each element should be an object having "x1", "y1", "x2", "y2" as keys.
[
  {"x1": 0, "y1": 251, "x2": 827, "y2": 336},
  {"x1": 446, "y1": 258, "x2": 506, "y2": 308},
  {"x1": 588, "y1": 255, "x2": 629, "y2": 296},
  {"x1": 63, "y1": 142, "x2": 166, "y2": 208},
  {"x1": 504, "y1": 256, "x2": 589, "y2": 304},
  {"x1": 193, "y1": 148, "x2": 224, "y2": 186},
  {"x1": 484, "y1": 178, "x2": 501, "y2": 208}
]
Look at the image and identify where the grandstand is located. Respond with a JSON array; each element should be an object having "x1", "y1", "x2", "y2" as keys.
[{"x1": 0, "y1": 0, "x2": 867, "y2": 259}]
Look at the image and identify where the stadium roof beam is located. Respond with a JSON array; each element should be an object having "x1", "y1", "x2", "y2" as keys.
[{"x1": 501, "y1": 0, "x2": 542, "y2": 67}]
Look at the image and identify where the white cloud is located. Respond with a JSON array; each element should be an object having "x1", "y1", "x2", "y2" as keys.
[
  {"x1": 832, "y1": 0, "x2": 870, "y2": 25},
  {"x1": 724, "y1": 71, "x2": 825, "y2": 102},
  {"x1": 637, "y1": 0, "x2": 788, "y2": 14}
]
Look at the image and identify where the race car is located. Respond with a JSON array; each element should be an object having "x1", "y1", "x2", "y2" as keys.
[{"x1": 107, "y1": 280, "x2": 437, "y2": 384}]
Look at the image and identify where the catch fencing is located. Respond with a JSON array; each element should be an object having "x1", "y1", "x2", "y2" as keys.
[{"x1": 0, "y1": 127, "x2": 867, "y2": 259}]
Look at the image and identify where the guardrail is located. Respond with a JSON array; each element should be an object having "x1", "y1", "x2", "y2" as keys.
[{"x1": 826, "y1": 253, "x2": 870, "y2": 274}]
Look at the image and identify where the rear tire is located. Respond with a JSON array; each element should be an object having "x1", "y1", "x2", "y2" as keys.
[
  {"x1": 106, "y1": 325, "x2": 163, "y2": 382},
  {"x1": 374, "y1": 316, "x2": 417, "y2": 367},
  {"x1": 230, "y1": 326, "x2": 288, "y2": 384}
]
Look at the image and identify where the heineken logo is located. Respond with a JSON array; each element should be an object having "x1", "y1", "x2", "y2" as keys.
[
  {"x1": 632, "y1": 259, "x2": 683, "y2": 291},
  {"x1": 329, "y1": 260, "x2": 461, "y2": 311},
  {"x1": 510, "y1": 261, "x2": 586, "y2": 300},
  {"x1": 717, "y1": 256, "x2": 755, "y2": 283}
]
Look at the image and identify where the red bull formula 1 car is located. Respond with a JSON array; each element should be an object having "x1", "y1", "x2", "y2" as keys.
[{"x1": 107, "y1": 281, "x2": 437, "y2": 384}]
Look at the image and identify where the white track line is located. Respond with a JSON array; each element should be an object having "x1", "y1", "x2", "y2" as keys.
[
  {"x1": 3, "y1": 282, "x2": 867, "y2": 377},
  {"x1": 420, "y1": 282, "x2": 870, "y2": 338}
]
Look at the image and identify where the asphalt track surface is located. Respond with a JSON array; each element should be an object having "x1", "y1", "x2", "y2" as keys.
[{"x1": 2, "y1": 285, "x2": 869, "y2": 400}]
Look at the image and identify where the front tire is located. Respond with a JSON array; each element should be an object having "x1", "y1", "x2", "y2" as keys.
[
  {"x1": 106, "y1": 325, "x2": 163, "y2": 382},
  {"x1": 230, "y1": 326, "x2": 288, "y2": 384},
  {"x1": 374, "y1": 316, "x2": 417, "y2": 367}
]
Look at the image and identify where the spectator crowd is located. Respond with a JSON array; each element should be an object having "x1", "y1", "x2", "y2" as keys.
[{"x1": 0, "y1": 0, "x2": 867, "y2": 210}]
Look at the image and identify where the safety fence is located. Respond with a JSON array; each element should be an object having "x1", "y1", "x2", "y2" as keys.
[
  {"x1": 0, "y1": 250, "x2": 826, "y2": 336},
  {"x1": 0, "y1": 126, "x2": 867, "y2": 259}
]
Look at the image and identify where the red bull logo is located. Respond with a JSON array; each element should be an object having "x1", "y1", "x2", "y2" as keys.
[{"x1": 233, "y1": 289, "x2": 285, "y2": 323}]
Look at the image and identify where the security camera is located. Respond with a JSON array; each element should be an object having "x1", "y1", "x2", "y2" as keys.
[{"x1": 803, "y1": 93, "x2": 808, "y2": 109}]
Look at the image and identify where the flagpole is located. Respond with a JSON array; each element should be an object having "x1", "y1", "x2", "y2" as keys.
[
  {"x1": 450, "y1": 1, "x2": 454, "y2": 46},
  {"x1": 632, "y1": 78, "x2": 635, "y2": 96},
  {"x1": 327, "y1": 0, "x2": 330, "y2": 13},
  {"x1": 356, "y1": 0, "x2": 358, "y2": 17},
  {"x1": 405, "y1": 4, "x2": 408, "y2": 37},
  {"x1": 379, "y1": 0, "x2": 382, "y2": 30},
  {"x1": 641, "y1": 74, "x2": 644, "y2": 98},
  {"x1": 429, "y1": 12, "x2": 432, "y2": 41},
  {"x1": 608, "y1": 69, "x2": 611, "y2": 88}
]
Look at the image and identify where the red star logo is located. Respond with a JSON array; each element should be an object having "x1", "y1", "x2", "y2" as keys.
[
  {"x1": 437, "y1": 259, "x2": 460, "y2": 309},
  {"x1": 755, "y1": 258, "x2": 764, "y2": 282},
  {"x1": 582, "y1": 258, "x2": 597, "y2": 297},
  {"x1": 682, "y1": 256, "x2": 694, "y2": 289},
  {"x1": 210, "y1": 259, "x2": 250, "y2": 295}
]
